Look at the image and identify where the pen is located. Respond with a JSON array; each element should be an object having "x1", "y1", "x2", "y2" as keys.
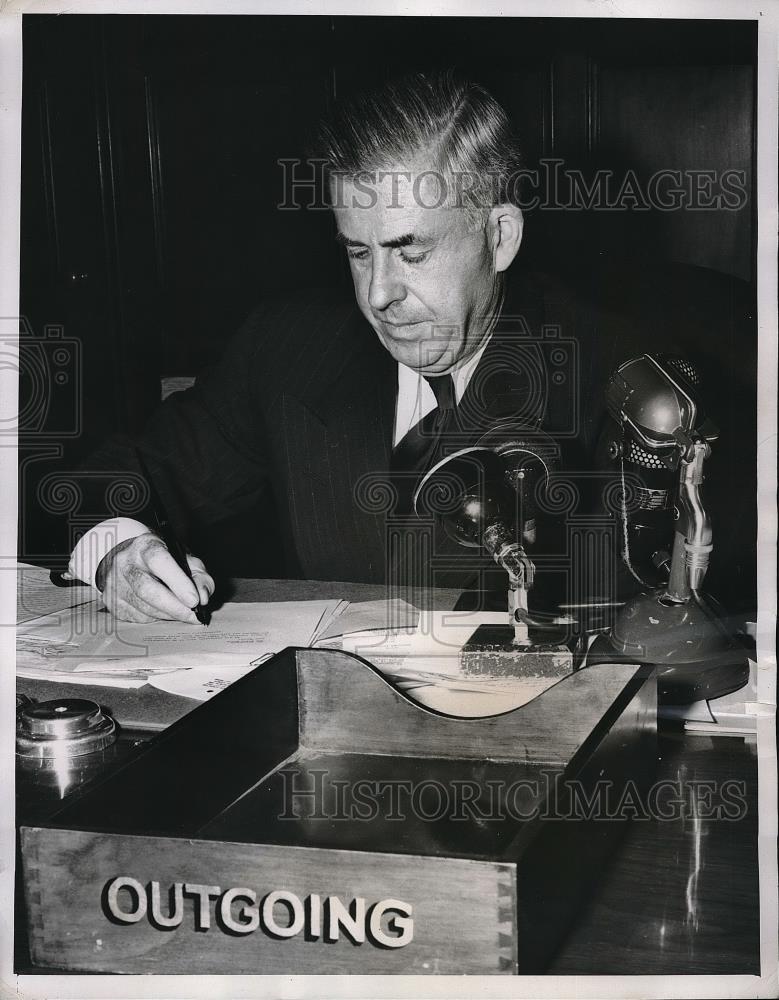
[{"x1": 135, "y1": 449, "x2": 211, "y2": 626}]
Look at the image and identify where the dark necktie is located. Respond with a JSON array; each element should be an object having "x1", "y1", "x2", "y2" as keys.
[{"x1": 391, "y1": 374, "x2": 459, "y2": 513}]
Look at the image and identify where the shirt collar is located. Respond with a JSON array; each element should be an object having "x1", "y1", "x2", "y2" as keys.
[
  {"x1": 450, "y1": 332, "x2": 492, "y2": 403},
  {"x1": 397, "y1": 330, "x2": 493, "y2": 406}
]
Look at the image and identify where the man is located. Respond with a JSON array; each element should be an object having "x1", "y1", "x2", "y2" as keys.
[{"x1": 61, "y1": 71, "x2": 755, "y2": 624}]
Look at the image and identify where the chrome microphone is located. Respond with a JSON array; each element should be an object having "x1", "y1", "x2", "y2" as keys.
[
  {"x1": 602, "y1": 353, "x2": 719, "y2": 598},
  {"x1": 593, "y1": 353, "x2": 749, "y2": 704}
]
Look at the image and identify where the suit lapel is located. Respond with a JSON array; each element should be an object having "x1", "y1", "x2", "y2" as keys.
[
  {"x1": 457, "y1": 270, "x2": 548, "y2": 434},
  {"x1": 279, "y1": 309, "x2": 397, "y2": 583},
  {"x1": 277, "y1": 268, "x2": 573, "y2": 587}
]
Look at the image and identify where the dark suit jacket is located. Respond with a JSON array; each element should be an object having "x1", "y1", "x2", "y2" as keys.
[{"x1": 73, "y1": 261, "x2": 757, "y2": 611}]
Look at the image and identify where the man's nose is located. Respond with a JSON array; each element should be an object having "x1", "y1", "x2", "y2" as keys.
[{"x1": 367, "y1": 255, "x2": 406, "y2": 312}]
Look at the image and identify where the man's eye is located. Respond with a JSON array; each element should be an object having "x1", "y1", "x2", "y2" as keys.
[
  {"x1": 401, "y1": 251, "x2": 429, "y2": 265},
  {"x1": 347, "y1": 249, "x2": 369, "y2": 261}
]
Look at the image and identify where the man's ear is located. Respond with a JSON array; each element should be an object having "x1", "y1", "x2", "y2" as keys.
[{"x1": 488, "y1": 203, "x2": 524, "y2": 273}]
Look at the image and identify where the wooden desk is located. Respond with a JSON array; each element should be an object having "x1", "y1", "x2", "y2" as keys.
[
  {"x1": 16, "y1": 578, "x2": 760, "y2": 975},
  {"x1": 549, "y1": 728, "x2": 760, "y2": 974}
]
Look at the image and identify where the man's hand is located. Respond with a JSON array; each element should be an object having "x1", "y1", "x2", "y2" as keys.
[{"x1": 96, "y1": 533, "x2": 215, "y2": 623}]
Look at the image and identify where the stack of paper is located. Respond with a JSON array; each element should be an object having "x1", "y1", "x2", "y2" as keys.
[
  {"x1": 337, "y1": 610, "x2": 571, "y2": 717},
  {"x1": 10, "y1": 562, "x2": 96, "y2": 625},
  {"x1": 17, "y1": 599, "x2": 348, "y2": 695},
  {"x1": 313, "y1": 597, "x2": 418, "y2": 644}
]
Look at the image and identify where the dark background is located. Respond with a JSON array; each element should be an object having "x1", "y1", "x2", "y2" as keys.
[{"x1": 17, "y1": 14, "x2": 757, "y2": 594}]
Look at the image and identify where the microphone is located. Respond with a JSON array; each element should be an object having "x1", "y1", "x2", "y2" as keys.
[
  {"x1": 592, "y1": 353, "x2": 748, "y2": 704},
  {"x1": 600, "y1": 353, "x2": 718, "y2": 595}
]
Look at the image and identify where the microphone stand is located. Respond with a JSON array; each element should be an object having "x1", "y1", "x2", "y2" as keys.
[{"x1": 592, "y1": 354, "x2": 750, "y2": 704}]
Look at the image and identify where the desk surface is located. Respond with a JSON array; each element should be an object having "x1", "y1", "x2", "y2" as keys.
[
  {"x1": 16, "y1": 578, "x2": 761, "y2": 976},
  {"x1": 550, "y1": 728, "x2": 760, "y2": 974}
]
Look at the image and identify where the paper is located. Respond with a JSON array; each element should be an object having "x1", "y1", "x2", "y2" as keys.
[
  {"x1": 16, "y1": 599, "x2": 344, "y2": 689},
  {"x1": 14, "y1": 663, "x2": 152, "y2": 689},
  {"x1": 146, "y1": 599, "x2": 419, "y2": 702},
  {"x1": 338, "y1": 610, "x2": 571, "y2": 717},
  {"x1": 9, "y1": 562, "x2": 96, "y2": 625},
  {"x1": 147, "y1": 662, "x2": 261, "y2": 701},
  {"x1": 310, "y1": 598, "x2": 349, "y2": 642},
  {"x1": 339, "y1": 610, "x2": 508, "y2": 667},
  {"x1": 313, "y1": 597, "x2": 418, "y2": 644}
]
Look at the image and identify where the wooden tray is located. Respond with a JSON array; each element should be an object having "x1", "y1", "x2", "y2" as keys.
[{"x1": 20, "y1": 648, "x2": 656, "y2": 974}]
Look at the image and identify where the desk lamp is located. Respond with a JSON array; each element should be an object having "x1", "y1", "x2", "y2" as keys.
[{"x1": 413, "y1": 431, "x2": 574, "y2": 674}]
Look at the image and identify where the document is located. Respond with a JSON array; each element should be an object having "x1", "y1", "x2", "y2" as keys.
[
  {"x1": 17, "y1": 599, "x2": 346, "y2": 690},
  {"x1": 9, "y1": 562, "x2": 96, "y2": 625},
  {"x1": 313, "y1": 597, "x2": 418, "y2": 643}
]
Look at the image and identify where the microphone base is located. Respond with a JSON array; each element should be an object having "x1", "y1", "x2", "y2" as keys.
[{"x1": 589, "y1": 589, "x2": 750, "y2": 705}]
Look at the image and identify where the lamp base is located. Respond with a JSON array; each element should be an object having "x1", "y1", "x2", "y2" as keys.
[{"x1": 461, "y1": 624, "x2": 574, "y2": 680}]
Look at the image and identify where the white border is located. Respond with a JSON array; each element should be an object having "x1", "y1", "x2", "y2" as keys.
[
  {"x1": 1, "y1": 2, "x2": 776, "y2": 999},
  {"x1": 0, "y1": 0, "x2": 774, "y2": 15},
  {"x1": 0, "y1": 9, "x2": 22, "y2": 1000}
]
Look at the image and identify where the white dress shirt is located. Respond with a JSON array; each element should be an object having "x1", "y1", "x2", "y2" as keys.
[
  {"x1": 393, "y1": 334, "x2": 491, "y2": 444},
  {"x1": 68, "y1": 335, "x2": 493, "y2": 588}
]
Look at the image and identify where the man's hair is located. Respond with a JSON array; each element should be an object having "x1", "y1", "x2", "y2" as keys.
[{"x1": 312, "y1": 70, "x2": 523, "y2": 225}]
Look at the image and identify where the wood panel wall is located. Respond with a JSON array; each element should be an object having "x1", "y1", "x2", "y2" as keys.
[{"x1": 17, "y1": 14, "x2": 757, "y2": 571}]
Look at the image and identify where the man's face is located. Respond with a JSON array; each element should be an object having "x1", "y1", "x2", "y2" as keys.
[{"x1": 332, "y1": 166, "x2": 498, "y2": 374}]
